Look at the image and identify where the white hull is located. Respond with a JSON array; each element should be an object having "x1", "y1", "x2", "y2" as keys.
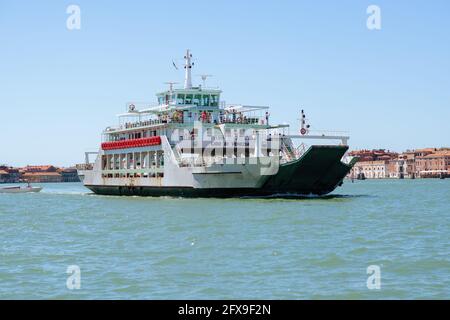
[
  {"x1": 82, "y1": 136, "x2": 276, "y2": 189},
  {"x1": 0, "y1": 186, "x2": 43, "y2": 193}
]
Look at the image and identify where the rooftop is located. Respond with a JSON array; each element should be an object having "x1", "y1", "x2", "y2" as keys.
[
  {"x1": 24, "y1": 165, "x2": 55, "y2": 170},
  {"x1": 22, "y1": 172, "x2": 61, "y2": 176},
  {"x1": 419, "y1": 151, "x2": 450, "y2": 158}
]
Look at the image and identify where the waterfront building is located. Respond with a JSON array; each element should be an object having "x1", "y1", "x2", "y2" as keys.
[
  {"x1": 60, "y1": 168, "x2": 81, "y2": 182},
  {"x1": 352, "y1": 160, "x2": 390, "y2": 179},
  {"x1": 348, "y1": 149, "x2": 398, "y2": 162},
  {"x1": 348, "y1": 147, "x2": 448, "y2": 179},
  {"x1": 348, "y1": 149, "x2": 397, "y2": 179},
  {"x1": 0, "y1": 166, "x2": 20, "y2": 183},
  {"x1": 21, "y1": 172, "x2": 62, "y2": 183},
  {"x1": 415, "y1": 150, "x2": 450, "y2": 178},
  {"x1": 24, "y1": 165, "x2": 58, "y2": 173},
  {"x1": 401, "y1": 148, "x2": 437, "y2": 178},
  {"x1": 20, "y1": 165, "x2": 62, "y2": 183},
  {"x1": 0, "y1": 169, "x2": 9, "y2": 183}
]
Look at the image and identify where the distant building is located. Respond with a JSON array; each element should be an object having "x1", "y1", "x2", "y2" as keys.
[
  {"x1": 348, "y1": 147, "x2": 449, "y2": 179},
  {"x1": 401, "y1": 148, "x2": 438, "y2": 178},
  {"x1": 24, "y1": 165, "x2": 58, "y2": 173},
  {"x1": 60, "y1": 168, "x2": 81, "y2": 182},
  {"x1": 387, "y1": 154, "x2": 411, "y2": 179},
  {"x1": 348, "y1": 149, "x2": 398, "y2": 162},
  {"x1": 21, "y1": 172, "x2": 62, "y2": 183},
  {"x1": 348, "y1": 149, "x2": 397, "y2": 179},
  {"x1": 0, "y1": 166, "x2": 20, "y2": 183},
  {"x1": 415, "y1": 150, "x2": 450, "y2": 178},
  {"x1": 0, "y1": 169, "x2": 9, "y2": 183},
  {"x1": 352, "y1": 160, "x2": 390, "y2": 179},
  {"x1": 1, "y1": 164, "x2": 82, "y2": 183},
  {"x1": 20, "y1": 165, "x2": 61, "y2": 183}
]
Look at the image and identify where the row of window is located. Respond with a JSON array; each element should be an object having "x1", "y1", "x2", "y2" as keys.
[
  {"x1": 359, "y1": 166, "x2": 386, "y2": 171},
  {"x1": 158, "y1": 94, "x2": 220, "y2": 106},
  {"x1": 102, "y1": 151, "x2": 164, "y2": 171},
  {"x1": 108, "y1": 130, "x2": 160, "y2": 142},
  {"x1": 101, "y1": 172, "x2": 164, "y2": 179}
]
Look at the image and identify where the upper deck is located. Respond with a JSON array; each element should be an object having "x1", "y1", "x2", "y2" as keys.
[{"x1": 103, "y1": 49, "x2": 283, "y2": 138}]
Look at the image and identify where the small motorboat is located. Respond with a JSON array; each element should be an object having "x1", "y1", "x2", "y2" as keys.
[{"x1": 0, "y1": 183, "x2": 42, "y2": 194}]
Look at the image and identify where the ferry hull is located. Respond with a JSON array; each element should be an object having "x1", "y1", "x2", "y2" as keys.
[{"x1": 85, "y1": 145, "x2": 355, "y2": 198}]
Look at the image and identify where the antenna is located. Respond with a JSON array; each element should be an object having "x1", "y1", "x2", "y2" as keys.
[
  {"x1": 164, "y1": 81, "x2": 179, "y2": 93},
  {"x1": 298, "y1": 109, "x2": 310, "y2": 135},
  {"x1": 197, "y1": 74, "x2": 213, "y2": 87}
]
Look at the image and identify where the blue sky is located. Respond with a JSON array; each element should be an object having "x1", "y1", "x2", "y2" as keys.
[{"x1": 1, "y1": 0, "x2": 449, "y2": 166}]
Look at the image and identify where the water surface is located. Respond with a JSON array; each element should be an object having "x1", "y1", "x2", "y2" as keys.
[{"x1": 0, "y1": 180, "x2": 449, "y2": 299}]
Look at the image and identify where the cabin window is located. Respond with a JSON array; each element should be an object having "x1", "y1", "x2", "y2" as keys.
[
  {"x1": 108, "y1": 155, "x2": 114, "y2": 170},
  {"x1": 135, "y1": 152, "x2": 141, "y2": 169},
  {"x1": 202, "y1": 95, "x2": 210, "y2": 106},
  {"x1": 127, "y1": 153, "x2": 134, "y2": 169},
  {"x1": 102, "y1": 155, "x2": 107, "y2": 170},
  {"x1": 121, "y1": 154, "x2": 127, "y2": 169},
  {"x1": 142, "y1": 152, "x2": 148, "y2": 169},
  {"x1": 185, "y1": 94, "x2": 193, "y2": 105},
  {"x1": 177, "y1": 94, "x2": 185, "y2": 105},
  {"x1": 112, "y1": 155, "x2": 117, "y2": 170},
  {"x1": 193, "y1": 94, "x2": 201, "y2": 106},
  {"x1": 211, "y1": 95, "x2": 219, "y2": 106}
]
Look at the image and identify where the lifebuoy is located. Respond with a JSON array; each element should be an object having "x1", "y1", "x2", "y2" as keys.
[{"x1": 300, "y1": 128, "x2": 307, "y2": 135}]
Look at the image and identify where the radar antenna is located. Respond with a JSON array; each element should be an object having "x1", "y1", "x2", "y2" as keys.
[
  {"x1": 197, "y1": 74, "x2": 213, "y2": 88},
  {"x1": 164, "y1": 81, "x2": 179, "y2": 93}
]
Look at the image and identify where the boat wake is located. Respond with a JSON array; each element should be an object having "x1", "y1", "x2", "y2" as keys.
[{"x1": 239, "y1": 193, "x2": 373, "y2": 200}]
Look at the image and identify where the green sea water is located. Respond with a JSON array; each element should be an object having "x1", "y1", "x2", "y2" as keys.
[{"x1": 0, "y1": 179, "x2": 449, "y2": 299}]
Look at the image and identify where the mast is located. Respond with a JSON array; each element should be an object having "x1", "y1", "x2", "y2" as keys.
[{"x1": 184, "y1": 49, "x2": 193, "y2": 89}]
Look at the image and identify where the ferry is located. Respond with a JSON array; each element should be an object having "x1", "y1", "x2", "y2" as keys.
[{"x1": 78, "y1": 50, "x2": 357, "y2": 197}]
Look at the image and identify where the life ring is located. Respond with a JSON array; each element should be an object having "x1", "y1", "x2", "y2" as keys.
[{"x1": 300, "y1": 128, "x2": 307, "y2": 135}]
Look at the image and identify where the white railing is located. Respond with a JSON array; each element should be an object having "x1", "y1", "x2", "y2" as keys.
[
  {"x1": 295, "y1": 143, "x2": 308, "y2": 158},
  {"x1": 303, "y1": 130, "x2": 350, "y2": 136}
]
